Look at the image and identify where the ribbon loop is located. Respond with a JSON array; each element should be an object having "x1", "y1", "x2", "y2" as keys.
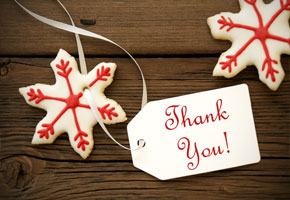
[{"x1": 15, "y1": 0, "x2": 147, "y2": 151}]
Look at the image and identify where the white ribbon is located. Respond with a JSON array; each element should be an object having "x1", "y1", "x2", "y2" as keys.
[
  {"x1": 15, "y1": 0, "x2": 146, "y2": 150},
  {"x1": 57, "y1": 0, "x2": 87, "y2": 75}
]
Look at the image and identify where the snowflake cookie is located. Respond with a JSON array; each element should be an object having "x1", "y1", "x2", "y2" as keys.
[
  {"x1": 19, "y1": 49, "x2": 127, "y2": 159},
  {"x1": 207, "y1": 0, "x2": 290, "y2": 91}
]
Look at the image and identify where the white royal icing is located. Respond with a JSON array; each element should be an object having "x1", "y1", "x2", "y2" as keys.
[
  {"x1": 208, "y1": 0, "x2": 290, "y2": 90},
  {"x1": 19, "y1": 49, "x2": 127, "y2": 159}
]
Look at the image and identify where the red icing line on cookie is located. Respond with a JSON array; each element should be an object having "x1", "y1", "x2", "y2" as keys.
[
  {"x1": 27, "y1": 60, "x2": 118, "y2": 151},
  {"x1": 27, "y1": 88, "x2": 67, "y2": 104},
  {"x1": 89, "y1": 66, "x2": 111, "y2": 87},
  {"x1": 217, "y1": 0, "x2": 290, "y2": 82},
  {"x1": 98, "y1": 104, "x2": 118, "y2": 120},
  {"x1": 72, "y1": 108, "x2": 89, "y2": 151}
]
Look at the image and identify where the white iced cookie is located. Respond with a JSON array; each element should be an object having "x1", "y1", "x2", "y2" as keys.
[
  {"x1": 19, "y1": 49, "x2": 127, "y2": 159},
  {"x1": 207, "y1": 0, "x2": 290, "y2": 91}
]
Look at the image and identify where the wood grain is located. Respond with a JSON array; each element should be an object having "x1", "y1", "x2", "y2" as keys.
[
  {"x1": 0, "y1": 0, "x2": 241, "y2": 56},
  {"x1": 1, "y1": 0, "x2": 290, "y2": 199},
  {"x1": 0, "y1": 57, "x2": 289, "y2": 199},
  {"x1": 1, "y1": 156, "x2": 289, "y2": 199}
]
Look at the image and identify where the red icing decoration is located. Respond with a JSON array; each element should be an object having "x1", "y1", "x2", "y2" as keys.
[
  {"x1": 27, "y1": 59, "x2": 118, "y2": 151},
  {"x1": 37, "y1": 123, "x2": 54, "y2": 139},
  {"x1": 89, "y1": 65, "x2": 111, "y2": 87},
  {"x1": 217, "y1": 0, "x2": 290, "y2": 82},
  {"x1": 98, "y1": 104, "x2": 118, "y2": 120}
]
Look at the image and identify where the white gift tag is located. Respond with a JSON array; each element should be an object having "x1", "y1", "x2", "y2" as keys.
[{"x1": 128, "y1": 84, "x2": 260, "y2": 180}]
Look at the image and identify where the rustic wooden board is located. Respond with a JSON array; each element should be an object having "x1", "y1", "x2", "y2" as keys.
[
  {"x1": 0, "y1": 57, "x2": 289, "y2": 199},
  {"x1": 0, "y1": 0, "x2": 243, "y2": 56},
  {"x1": 1, "y1": 158, "x2": 289, "y2": 199},
  {"x1": 1, "y1": 0, "x2": 290, "y2": 199}
]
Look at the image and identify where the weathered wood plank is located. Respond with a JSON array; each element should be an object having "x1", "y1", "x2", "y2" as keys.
[
  {"x1": 1, "y1": 57, "x2": 289, "y2": 199},
  {"x1": 0, "y1": 155, "x2": 289, "y2": 199},
  {"x1": 0, "y1": 0, "x2": 243, "y2": 56},
  {"x1": 1, "y1": 0, "x2": 289, "y2": 199},
  {"x1": 0, "y1": 57, "x2": 289, "y2": 161}
]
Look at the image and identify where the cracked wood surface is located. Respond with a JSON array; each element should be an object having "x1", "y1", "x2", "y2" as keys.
[{"x1": 1, "y1": 0, "x2": 290, "y2": 199}]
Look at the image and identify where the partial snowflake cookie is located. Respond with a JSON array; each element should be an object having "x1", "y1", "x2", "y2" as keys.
[
  {"x1": 19, "y1": 49, "x2": 127, "y2": 159},
  {"x1": 207, "y1": 0, "x2": 290, "y2": 91}
]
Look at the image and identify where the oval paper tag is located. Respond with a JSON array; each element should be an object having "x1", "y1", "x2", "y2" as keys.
[{"x1": 127, "y1": 84, "x2": 260, "y2": 180}]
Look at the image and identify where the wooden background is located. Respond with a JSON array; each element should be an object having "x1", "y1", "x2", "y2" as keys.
[{"x1": 0, "y1": 0, "x2": 289, "y2": 199}]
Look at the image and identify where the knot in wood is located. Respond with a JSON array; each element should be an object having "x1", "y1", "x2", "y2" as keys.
[
  {"x1": 0, "y1": 59, "x2": 10, "y2": 76},
  {"x1": 80, "y1": 19, "x2": 96, "y2": 26},
  {"x1": 0, "y1": 156, "x2": 33, "y2": 189}
]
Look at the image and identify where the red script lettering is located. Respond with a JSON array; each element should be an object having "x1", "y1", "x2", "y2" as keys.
[{"x1": 165, "y1": 99, "x2": 229, "y2": 131}]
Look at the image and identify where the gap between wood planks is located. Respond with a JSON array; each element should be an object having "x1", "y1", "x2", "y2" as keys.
[
  {"x1": 1, "y1": 53, "x2": 223, "y2": 59},
  {"x1": 1, "y1": 153, "x2": 288, "y2": 164}
]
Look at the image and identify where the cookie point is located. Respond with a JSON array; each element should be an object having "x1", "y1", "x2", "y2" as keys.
[
  {"x1": 81, "y1": 155, "x2": 87, "y2": 159},
  {"x1": 57, "y1": 49, "x2": 72, "y2": 59},
  {"x1": 31, "y1": 137, "x2": 39, "y2": 144},
  {"x1": 58, "y1": 48, "x2": 66, "y2": 54},
  {"x1": 271, "y1": 87, "x2": 278, "y2": 92},
  {"x1": 268, "y1": 84, "x2": 279, "y2": 91},
  {"x1": 212, "y1": 68, "x2": 220, "y2": 77},
  {"x1": 80, "y1": 152, "x2": 89, "y2": 159},
  {"x1": 18, "y1": 87, "x2": 26, "y2": 94},
  {"x1": 206, "y1": 16, "x2": 213, "y2": 25}
]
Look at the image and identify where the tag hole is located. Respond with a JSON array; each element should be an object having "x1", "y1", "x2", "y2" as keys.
[
  {"x1": 83, "y1": 87, "x2": 89, "y2": 92},
  {"x1": 137, "y1": 139, "x2": 146, "y2": 148}
]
